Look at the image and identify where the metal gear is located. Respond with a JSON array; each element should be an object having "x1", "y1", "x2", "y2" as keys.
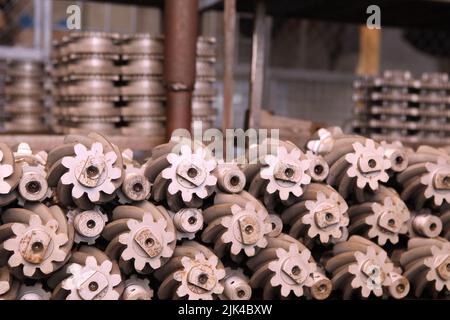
[
  {"x1": 260, "y1": 145, "x2": 311, "y2": 201},
  {"x1": 169, "y1": 208, "x2": 204, "y2": 240},
  {"x1": 345, "y1": 139, "x2": 391, "y2": 190},
  {"x1": 62, "y1": 256, "x2": 122, "y2": 300},
  {"x1": 219, "y1": 268, "x2": 252, "y2": 300},
  {"x1": 424, "y1": 243, "x2": 450, "y2": 292},
  {"x1": 3, "y1": 208, "x2": 70, "y2": 277},
  {"x1": 67, "y1": 207, "x2": 108, "y2": 244},
  {"x1": 0, "y1": 150, "x2": 14, "y2": 194},
  {"x1": 305, "y1": 151, "x2": 329, "y2": 182},
  {"x1": 162, "y1": 144, "x2": 217, "y2": 202},
  {"x1": 380, "y1": 140, "x2": 409, "y2": 173},
  {"x1": 302, "y1": 191, "x2": 349, "y2": 244},
  {"x1": 173, "y1": 252, "x2": 225, "y2": 300},
  {"x1": 420, "y1": 157, "x2": 450, "y2": 206},
  {"x1": 61, "y1": 142, "x2": 122, "y2": 202}
]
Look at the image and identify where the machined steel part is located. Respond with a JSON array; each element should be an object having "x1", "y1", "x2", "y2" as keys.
[
  {"x1": 201, "y1": 192, "x2": 272, "y2": 259},
  {"x1": 398, "y1": 145, "x2": 450, "y2": 208},
  {"x1": 47, "y1": 132, "x2": 124, "y2": 209},
  {"x1": 407, "y1": 209, "x2": 443, "y2": 238},
  {"x1": 145, "y1": 139, "x2": 217, "y2": 210},
  {"x1": 400, "y1": 237, "x2": 450, "y2": 297},
  {"x1": 281, "y1": 183, "x2": 349, "y2": 245},
  {"x1": 102, "y1": 201, "x2": 176, "y2": 274},
  {"x1": 66, "y1": 32, "x2": 120, "y2": 55},
  {"x1": 348, "y1": 186, "x2": 410, "y2": 246},
  {"x1": 154, "y1": 241, "x2": 225, "y2": 300},
  {"x1": 121, "y1": 55, "x2": 164, "y2": 77},
  {"x1": 325, "y1": 235, "x2": 408, "y2": 299},
  {"x1": 247, "y1": 233, "x2": 331, "y2": 299},
  {"x1": 17, "y1": 283, "x2": 51, "y2": 300},
  {"x1": 61, "y1": 53, "x2": 120, "y2": 76},
  {"x1": 120, "y1": 34, "x2": 164, "y2": 56},
  {"x1": 14, "y1": 143, "x2": 51, "y2": 205},
  {"x1": 0, "y1": 203, "x2": 73, "y2": 278},
  {"x1": 6, "y1": 60, "x2": 44, "y2": 78},
  {"x1": 219, "y1": 268, "x2": 252, "y2": 300},
  {"x1": 121, "y1": 275, "x2": 154, "y2": 300},
  {"x1": 214, "y1": 161, "x2": 246, "y2": 194},
  {"x1": 49, "y1": 246, "x2": 123, "y2": 300},
  {"x1": 120, "y1": 75, "x2": 165, "y2": 97},
  {"x1": 67, "y1": 206, "x2": 107, "y2": 245},
  {"x1": 117, "y1": 149, "x2": 152, "y2": 203},
  {"x1": 169, "y1": 208, "x2": 204, "y2": 240}
]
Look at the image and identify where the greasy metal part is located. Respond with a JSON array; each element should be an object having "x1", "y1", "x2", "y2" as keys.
[
  {"x1": 154, "y1": 241, "x2": 225, "y2": 300},
  {"x1": 202, "y1": 192, "x2": 272, "y2": 258},
  {"x1": 164, "y1": 0, "x2": 199, "y2": 137},
  {"x1": 400, "y1": 237, "x2": 449, "y2": 297}
]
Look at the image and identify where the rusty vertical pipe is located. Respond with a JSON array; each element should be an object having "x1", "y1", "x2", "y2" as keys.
[
  {"x1": 222, "y1": 0, "x2": 236, "y2": 131},
  {"x1": 164, "y1": 0, "x2": 199, "y2": 138}
]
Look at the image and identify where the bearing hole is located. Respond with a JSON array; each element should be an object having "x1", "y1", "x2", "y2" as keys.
[
  {"x1": 86, "y1": 165, "x2": 99, "y2": 178},
  {"x1": 187, "y1": 167, "x2": 198, "y2": 178},
  {"x1": 188, "y1": 216, "x2": 197, "y2": 225},
  {"x1": 430, "y1": 223, "x2": 437, "y2": 231},
  {"x1": 87, "y1": 219, "x2": 96, "y2": 229},
  {"x1": 31, "y1": 241, "x2": 43, "y2": 253},
  {"x1": 318, "y1": 284, "x2": 327, "y2": 292},
  {"x1": 325, "y1": 213, "x2": 334, "y2": 221},
  {"x1": 198, "y1": 273, "x2": 208, "y2": 285},
  {"x1": 291, "y1": 266, "x2": 301, "y2": 276},
  {"x1": 237, "y1": 289, "x2": 246, "y2": 298},
  {"x1": 244, "y1": 225, "x2": 254, "y2": 234},
  {"x1": 145, "y1": 238, "x2": 155, "y2": 247},
  {"x1": 446, "y1": 264, "x2": 450, "y2": 272},
  {"x1": 444, "y1": 176, "x2": 450, "y2": 185},
  {"x1": 396, "y1": 284, "x2": 405, "y2": 293},
  {"x1": 133, "y1": 183, "x2": 143, "y2": 193},
  {"x1": 25, "y1": 181, "x2": 41, "y2": 194},
  {"x1": 230, "y1": 175, "x2": 240, "y2": 187},
  {"x1": 284, "y1": 168, "x2": 294, "y2": 178},
  {"x1": 314, "y1": 165, "x2": 324, "y2": 175},
  {"x1": 88, "y1": 281, "x2": 99, "y2": 292},
  {"x1": 388, "y1": 219, "x2": 395, "y2": 227},
  {"x1": 395, "y1": 156, "x2": 403, "y2": 165},
  {"x1": 368, "y1": 159, "x2": 377, "y2": 168}
]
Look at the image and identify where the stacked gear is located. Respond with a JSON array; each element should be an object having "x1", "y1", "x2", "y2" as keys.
[
  {"x1": 353, "y1": 70, "x2": 450, "y2": 145},
  {"x1": 3, "y1": 60, "x2": 48, "y2": 133},
  {"x1": 0, "y1": 129, "x2": 447, "y2": 300}
]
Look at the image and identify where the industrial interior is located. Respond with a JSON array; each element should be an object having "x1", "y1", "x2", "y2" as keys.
[{"x1": 0, "y1": 0, "x2": 449, "y2": 300}]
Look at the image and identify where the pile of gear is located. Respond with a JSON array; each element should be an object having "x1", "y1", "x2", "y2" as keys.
[
  {"x1": 0, "y1": 128, "x2": 448, "y2": 300},
  {"x1": 353, "y1": 70, "x2": 450, "y2": 146},
  {"x1": 51, "y1": 32, "x2": 218, "y2": 136},
  {"x1": 3, "y1": 60, "x2": 49, "y2": 133}
]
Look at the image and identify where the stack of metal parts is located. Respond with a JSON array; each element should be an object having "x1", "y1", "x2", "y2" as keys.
[
  {"x1": 119, "y1": 34, "x2": 165, "y2": 136},
  {"x1": 192, "y1": 37, "x2": 217, "y2": 130},
  {"x1": 51, "y1": 32, "x2": 121, "y2": 135},
  {"x1": 3, "y1": 60, "x2": 48, "y2": 133},
  {"x1": 353, "y1": 70, "x2": 450, "y2": 146},
  {"x1": 0, "y1": 128, "x2": 448, "y2": 300}
]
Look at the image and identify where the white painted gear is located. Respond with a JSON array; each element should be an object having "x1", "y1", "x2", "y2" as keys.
[
  {"x1": 307, "y1": 127, "x2": 342, "y2": 155},
  {"x1": 17, "y1": 283, "x2": 51, "y2": 300},
  {"x1": 345, "y1": 139, "x2": 391, "y2": 190},
  {"x1": 348, "y1": 246, "x2": 394, "y2": 298},
  {"x1": 118, "y1": 151, "x2": 151, "y2": 204},
  {"x1": 174, "y1": 252, "x2": 225, "y2": 300},
  {"x1": 424, "y1": 243, "x2": 450, "y2": 292},
  {"x1": 221, "y1": 202, "x2": 272, "y2": 256},
  {"x1": 61, "y1": 142, "x2": 122, "y2": 202},
  {"x1": 420, "y1": 157, "x2": 450, "y2": 206},
  {"x1": 0, "y1": 150, "x2": 14, "y2": 194},
  {"x1": 302, "y1": 191, "x2": 349, "y2": 243},
  {"x1": 67, "y1": 207, "x2": 108, "y2": 245},
  {"x1": 267, "y1": 244, "x2": 316, "y2": 297},
  {"x1": 3, "y1": 215, "x2": 69, "y2": 277},
  {"x1": 162, "y1": 144, "x2": 217, "y2": 202},
  {"x1": 62, "y1": 256, "x2": 122, "y2": 300},
  {"x1": 365, "y1": 197, "x2": 410, "y2": 245},
  {"x1": 122, "y1": 275, "x2": 154, "y2": 300},
  {"x1": 260, "y1": 146, "x2": 311, "y2": 200},
  {"x1": 119, "y1": 213, "x2": 175, "y2": 271}
]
